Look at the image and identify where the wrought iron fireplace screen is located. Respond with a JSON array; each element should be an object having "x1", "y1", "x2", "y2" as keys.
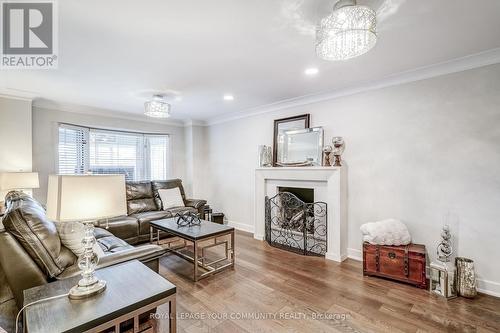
[{"x1": 265, "y1": 192, "x2": 327, "y2": 256}]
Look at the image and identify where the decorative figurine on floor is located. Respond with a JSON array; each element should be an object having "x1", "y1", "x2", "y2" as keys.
[
  {"x1": 323, "y1": 145, "x2": 332, "y2": 166},
  {"x1": 176, "y1": 212, "x2": 201, "y2": 227},
  {"x1": 437, "y1": 224, "x2": 453, "y2": 262},
  {"x1": 429, "y1": 224, "x2": 457, "y2": 299},
  {"x1": 332, "y1": 137, "x2": 345, "y2": 166}
]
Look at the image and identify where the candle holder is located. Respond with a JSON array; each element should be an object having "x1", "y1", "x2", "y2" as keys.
[
  {"x1": 323, "y1": 145, "x2": 332, "y2": 166},
  {"x1": 332, "y1": 137, "x2": 345, "y2": 166}
]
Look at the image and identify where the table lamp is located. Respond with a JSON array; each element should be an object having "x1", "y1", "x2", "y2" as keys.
[
  {"x1": 0, "y1": 172, "x2": 39, "y2": 213},
  {"x1": 46, "y1": 174, "x2": 126, "y2": 299}
]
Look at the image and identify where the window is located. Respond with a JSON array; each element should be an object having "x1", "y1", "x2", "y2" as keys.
[{"x1": 58, "y1": 124, "x2": 170, "y2": 181}]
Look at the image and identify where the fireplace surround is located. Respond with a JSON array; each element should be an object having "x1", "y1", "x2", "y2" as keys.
[{"x1": 255, "y1": 166, "x2": 347, "y2": 262}]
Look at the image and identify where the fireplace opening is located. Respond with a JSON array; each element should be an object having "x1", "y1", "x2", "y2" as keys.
[{"x1": 278, "y1": 187, "x2": 314, "y2": 203}]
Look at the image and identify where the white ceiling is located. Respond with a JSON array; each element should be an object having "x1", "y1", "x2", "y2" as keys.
[{"x1": 2, "y1": 0, "x2": 500, "y2": 123}]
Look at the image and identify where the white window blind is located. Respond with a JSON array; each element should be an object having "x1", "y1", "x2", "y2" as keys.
[
  {"x1": 58, "y1": 124, "x2": 88, "y2": 175},
  {"x1": 147, "y1": 135, "x2": 169, "y2": 181},
  {"x1": 58, "y1": 124, "x2": 170, "y2": 181}
]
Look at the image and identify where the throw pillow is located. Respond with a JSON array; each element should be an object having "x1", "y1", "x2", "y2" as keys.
[
  {"x1": 158, "y1": 188, "x2": 185, "y2": 210},
  {"x1": 55, "y1": 221, "x2": 105, "y2": 258}
]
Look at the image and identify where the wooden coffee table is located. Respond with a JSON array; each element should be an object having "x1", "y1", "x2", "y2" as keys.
[{"x1": 150, "y1": 218, "x2": 235, "y2": 282}]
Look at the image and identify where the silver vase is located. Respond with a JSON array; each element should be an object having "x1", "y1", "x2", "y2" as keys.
[
  {"x1": 455, "y1": 257, "x2": 477, "y2": 298},
  {"x1": 258, "y1": 145, "x2": 272, "y2": 167}
]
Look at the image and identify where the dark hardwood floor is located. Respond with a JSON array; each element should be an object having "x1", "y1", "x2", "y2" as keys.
[{"x1": 155, "y1": 231, "x2": 500, "y2": 333}]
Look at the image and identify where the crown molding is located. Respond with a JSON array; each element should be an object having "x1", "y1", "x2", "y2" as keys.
[
  {"x1": 32, "y1": 99, "x2": 186, "y2": 127},
  {"x1": 0, "y1": 92, "x2": 34, "y2": 102},
  {"x1": 207, "y1": 47, "x2": 500, "y2": 126},
  {"x1": 183, "y1": 119, "x2": 207, "y2": 127}
]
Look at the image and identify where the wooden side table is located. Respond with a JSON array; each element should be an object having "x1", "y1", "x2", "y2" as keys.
[{"x1": 23, "y1": 260, "x2": 176, "y2": 333}]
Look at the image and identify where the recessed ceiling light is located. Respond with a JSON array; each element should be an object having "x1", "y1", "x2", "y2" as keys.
[
  {"x1": 223, "y1": 94, "x2": 234, "y2": 101},
  {"x1": 305, "y1": 67, "x2": 319, "y2": 75}
]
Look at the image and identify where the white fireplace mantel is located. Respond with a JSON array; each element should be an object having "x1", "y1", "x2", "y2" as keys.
[{"x1": 254, "y1": 166, "x2": 347, "y2": 262}]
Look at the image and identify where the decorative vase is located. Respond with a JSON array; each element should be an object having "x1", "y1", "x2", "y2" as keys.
[
  {"x1": 455, "y1": 257, "x2": 477, "y2": 298},
  {"x1": 258, "y1": 145, "x2": 272, "y2": 167}
]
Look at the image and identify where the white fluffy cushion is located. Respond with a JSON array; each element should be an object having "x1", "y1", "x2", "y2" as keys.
[
  {"x1": 360, "y1": 219, "x2": 411, "y2": 246},
  {"x1": 55, "y1": 221, "x2": 105, "y2": 258},
  {"x1": 158, "y1": 188, "x2": 185, "y2": 210}
]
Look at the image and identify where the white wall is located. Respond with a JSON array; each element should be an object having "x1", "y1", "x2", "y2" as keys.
[
  {"x1": 201, "y1": 64, "x2": 500, "y2": 296},
  {"x1": 191, "y1": 125, "x2": 210, "y2": 199},
  {"x1": 184, "y1": 125, "x2": 194, "y2": 196},
  {"x1": 0, "y1": 96, "x2": 33, "y2": 199},
  {"x1": 184, "y1": 124, "x2": 211, "y2": 199},
  {"x1": 32, "y1": 107, "x2": 188, "y2": 204}
]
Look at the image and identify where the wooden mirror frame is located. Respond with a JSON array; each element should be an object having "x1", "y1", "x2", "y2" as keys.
[{"x1": 272, "y1": 114, "x2": 310, "y2": 167}]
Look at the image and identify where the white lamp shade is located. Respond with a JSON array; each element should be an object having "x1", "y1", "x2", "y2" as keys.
[
  {"x1": 46, "y1": 174, "x2": 127, "y2": 222},
  {"x1": 0, "y1": 172, "x2": 39, "y2": 191}
]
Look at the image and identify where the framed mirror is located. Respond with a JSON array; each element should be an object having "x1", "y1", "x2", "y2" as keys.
[
  {"x1": 276, "y1": 127, "x2": 324, "y2": 166},
  {"x1": 273, "y1": 114, "x2": 310, "y2": 166}
]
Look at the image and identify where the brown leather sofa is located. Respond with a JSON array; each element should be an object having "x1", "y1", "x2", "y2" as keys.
[
  {"x1": 99, "y1": 179, "x2": 207, "y2": 244},
  {"x1": 0, "y1": 192, "x2": 166, "y2": 309}
]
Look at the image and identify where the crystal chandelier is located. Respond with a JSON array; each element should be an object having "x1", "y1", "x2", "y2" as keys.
[
  {"x1": 316, "y1": 0, "x2": 377, "y2": 61},
  {"x1": 144, "y1": 95, "x2": 171, "y2": 118}
]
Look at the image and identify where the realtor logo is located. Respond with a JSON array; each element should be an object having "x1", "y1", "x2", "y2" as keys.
[{"x1": 1, "y1": 0, "x2": 58, "y2": 69}]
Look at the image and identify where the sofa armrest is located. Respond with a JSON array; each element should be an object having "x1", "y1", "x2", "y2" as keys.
[
  {"x1": 184, "y1": 198, "x2": 207, "y2": 209},
  {"x1": 57, "y1": 244, "x2": 166, "y2": 279},
  {"x1": 0, "y1": 231, "x2": 47, "y2": 308},
  {"x1": 184, "y1": 198, "x2": 207, "y2": 216}
]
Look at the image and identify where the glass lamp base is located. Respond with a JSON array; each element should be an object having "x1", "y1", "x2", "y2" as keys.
[{"x1": 68, "y1": 279, "x2": 106, "y2": 300}]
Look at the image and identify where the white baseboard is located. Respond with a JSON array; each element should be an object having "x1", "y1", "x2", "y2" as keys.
[
  {"x1": 253, "y1": 234, "x2": 264, "y2": 241},
  {"x1": 325, "y1": 252, "x2": 347, "y2": 262},
  {"x1": 347, "y1": 248, "x2": 362, "y2": 261},
  {"x1": 227, "y1": 220, "x2": 255, "y2": 234},
  {"x1": 477, "y1": 278, "x2": 500, "y2": 298}
]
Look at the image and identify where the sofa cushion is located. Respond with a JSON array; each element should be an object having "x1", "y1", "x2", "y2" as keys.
[
  {"x1": 2, "y1": 192, "x2": 76, "y2": 277},
  {"x1": 96, "y1": 216, "x2": 139, "y2": 242},
  {"x1": 167, "y1": 206, "x2": 198, "y2": 216},
  {"x1": 152, "y1": 179, "x2": 187, "y2": 209},
  {"x1": 126, "y1": 181, "x2": 154, "y2": 200},
  {"x1": 131, "y1": 211, "x2": 172, "y2": 235},
  {"x1": 126, "y1": 181, "x2": 157, "y2": 214},
  {"x1": 58, "y1": 244, "x2": 166, "y2": 280},
  {"x1": 94, "y1": 227, "x2": 134, "y2": 253},
  {"x1": 127, "y1": 199, "x2": 157, "y2": 215}
]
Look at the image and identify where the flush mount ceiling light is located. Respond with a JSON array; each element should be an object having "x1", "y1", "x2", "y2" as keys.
[
  {"x1": 223, "y1": 94, "x2": 234, "y2": 101},
  {"x1": 144, "y1": 95, "x2": 171, "y2": 118},
  {"x1": 304, "y1": 67, "x2": 319, "y2": 75},
  {"x1": 316, "y1": 0, "x2": 377, "y2": 61}
]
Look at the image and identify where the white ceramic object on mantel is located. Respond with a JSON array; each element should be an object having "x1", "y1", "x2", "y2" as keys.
[{"x1": 254, "y1": 166, "x2": 347, "y2": 262}]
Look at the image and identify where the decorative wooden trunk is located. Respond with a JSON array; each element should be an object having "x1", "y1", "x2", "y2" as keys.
[{"x1": 363, "y1": 242, "x2": 427, "y2": 288}]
